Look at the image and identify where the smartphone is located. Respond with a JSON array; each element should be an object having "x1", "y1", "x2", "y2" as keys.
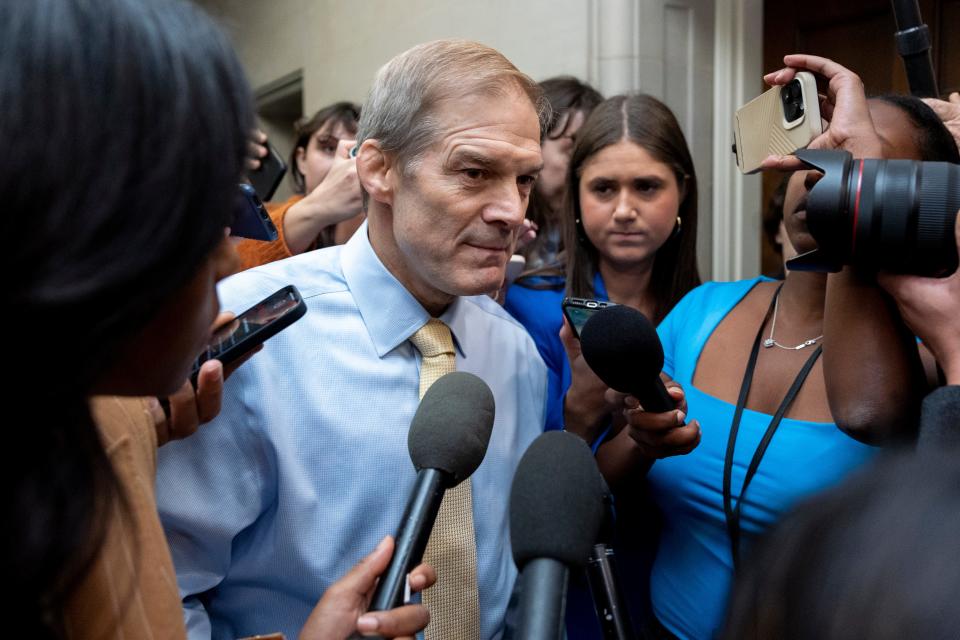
[
  {"x1": 190, "y1": 285, "x2": 307, "y2": 384},
  {"x1": 562, "y1": 297, "x2": 618, "y2": 340},
  {"x1": 231, "y1": 183, "x2": 278, "y2": 242},
  {"x1": 247, "y1": 142, "x2": 287, "y2": 201},
  {"x1": 733, "y1": 71, "x2": 822, "y2": 174}
]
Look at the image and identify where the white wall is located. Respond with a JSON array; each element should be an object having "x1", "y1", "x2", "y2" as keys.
[
  {"x1": 198, "y1": 0, "x2": 592, "y2": 112},
  {"x1": 306, "y1": 0, "x2": 591, "y2": 109},
  {"x1": 198, "y1": 0, "x2": 310, "y2": 90}
]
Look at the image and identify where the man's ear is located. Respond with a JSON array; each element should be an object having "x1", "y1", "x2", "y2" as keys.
[{"x1": 356, "y1": 139, "x2": 395, "y2": 207}]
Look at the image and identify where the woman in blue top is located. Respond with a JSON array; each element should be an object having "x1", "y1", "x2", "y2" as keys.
[
  {"x1": 504, "y1": 93, "x2": 704, "y2": 638},
  {"x1": 505, "y1": 94, "x2": 702, "y2": 436},
  {"x1": 512, "y1": 55, "x2": 960, "y2": 639},
  {"x1": 642, "y1": 58, "x2": 960, "y2": 639}
]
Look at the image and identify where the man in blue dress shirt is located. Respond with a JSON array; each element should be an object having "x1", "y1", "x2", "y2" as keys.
[{"x1": 156, "y1": 39, "x2": 549, "y2": 640}]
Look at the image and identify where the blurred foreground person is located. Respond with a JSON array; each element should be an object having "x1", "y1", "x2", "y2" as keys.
[
  {"x1": 2, "y1": 1, "x2": 431, "y2": 637},
  {"x1": 724, "y1": 449, "x2": 960, "y2": 640}
]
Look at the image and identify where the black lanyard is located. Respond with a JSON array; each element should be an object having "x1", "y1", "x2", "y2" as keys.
[{"x1": 722, "y1": 283, "x2": 822, "y2": 570}]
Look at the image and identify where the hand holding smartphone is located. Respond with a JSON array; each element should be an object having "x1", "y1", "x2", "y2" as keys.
[
  {"x1": 247, "y1": 141, "x2": 287, "y2": 201},
  {"x1": 734, "y1": 71, "x2": 822, "y2": 174}
]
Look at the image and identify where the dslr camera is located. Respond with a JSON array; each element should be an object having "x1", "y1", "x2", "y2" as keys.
[{"x1": 787, "y1": 148, "x2": 960, "y2": 276}]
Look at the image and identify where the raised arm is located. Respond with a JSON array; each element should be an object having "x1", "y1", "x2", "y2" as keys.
[{"x1": 822, "y1": 268, "x2": 926, "y2": 444}]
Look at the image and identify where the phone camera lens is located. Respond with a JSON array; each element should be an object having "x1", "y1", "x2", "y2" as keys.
[{"x1": 782, "y1": 80, "x2": 804, "y2": 122}]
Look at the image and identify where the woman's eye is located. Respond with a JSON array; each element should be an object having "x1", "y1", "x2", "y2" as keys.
[
  {"x1": 463, "y1": 168, "x2": 486, "y2": 180},
  {"x1": 591, "y1": 182, "x2": 615, "y2": 196},
  {"x1": 518, "y1": 175, "x2": 536, "y2": 188},
  {"x1": 635, "y1": 179, "x2": 662, "y2": 193},
  {"x1": 315, "y1": 136, "x2": 339, "y2": 155}
]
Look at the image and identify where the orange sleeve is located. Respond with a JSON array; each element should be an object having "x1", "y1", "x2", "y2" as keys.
[{"x1": 235, "y1": 195, "x2": 304, "y2": 271}]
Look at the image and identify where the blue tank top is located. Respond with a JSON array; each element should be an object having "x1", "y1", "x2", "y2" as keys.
[{"x1": 648, "y1": 278, "x2": 876, "y2": 639}]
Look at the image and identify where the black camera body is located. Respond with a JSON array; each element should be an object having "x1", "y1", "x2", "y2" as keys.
[{"x1": 787, "y1": 148, "x2": 960, "y2": 276}]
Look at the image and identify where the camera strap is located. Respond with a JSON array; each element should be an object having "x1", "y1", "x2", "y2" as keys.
[{"x1": 722, "y1": 283, "x2": 822, "y2": 571}]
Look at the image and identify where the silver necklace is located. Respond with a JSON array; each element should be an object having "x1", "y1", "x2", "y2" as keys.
[{"x1": 763, "y1": 288, "x2": 823, "y2": 350}]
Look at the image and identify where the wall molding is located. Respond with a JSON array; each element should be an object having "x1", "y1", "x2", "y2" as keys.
[{"x1": 711, "y1": 0, "x2": 763, "y2": 280}]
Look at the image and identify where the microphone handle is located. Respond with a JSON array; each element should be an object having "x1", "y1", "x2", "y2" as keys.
[
  {"x1": 890, "y1": 0, "x2": 938, "y2": 97},
  {"x1": 368, "y1": 468, "x2": 446, "y2": 611},
  {"x1": 517, "y1": 558, "x2": 569, "y2": 640},
  {"x1": 586, "y1": 544, "x2": 637, "y2": 640},
  {"x1": 631, "y1": 376, "x2": 674, "y2": 414}
]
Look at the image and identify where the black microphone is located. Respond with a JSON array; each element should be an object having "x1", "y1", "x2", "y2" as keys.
[
  {"x1": 368, "y1": 371, "x2": 495, "y2": 612},
  {"x1": 510, "y1": 431, "x2": 606, "y2": 640},
  {"x1": 579, "y1": 305, "x2": 673, "y2": 413},
  {"x1": 585, "y1": 485, "x2": 637, "y2": 639}
]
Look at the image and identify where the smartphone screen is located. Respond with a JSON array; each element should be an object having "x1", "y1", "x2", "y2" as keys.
[
  {"x1": 192, "y1": 286, "x2": 305, "y2": 380},
  {"x1": 562, "y1": 298, "x2": 617, "y2": 339}
]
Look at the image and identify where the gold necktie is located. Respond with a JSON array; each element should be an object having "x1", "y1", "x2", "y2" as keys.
[{"x1": 409, "y1": 319, "x2": 480, "y2": 639}]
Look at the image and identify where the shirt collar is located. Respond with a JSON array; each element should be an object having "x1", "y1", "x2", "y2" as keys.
[{"x1": 341, "y1": 222, "x2": 467, "y2": 358}]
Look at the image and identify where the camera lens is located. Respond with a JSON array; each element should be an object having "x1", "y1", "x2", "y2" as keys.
[
  {"x1": 788, "y1": 149, "x2": 960, "y2": 275},
  {"x1": 784, "y1": 101, "x2": 804, "y2": 122},
  {"x1": 781, "y1": 80, "x2": 804, "y2": 122}
]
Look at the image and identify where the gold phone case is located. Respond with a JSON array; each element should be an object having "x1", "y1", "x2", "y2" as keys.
[{"x1": 734, "y1": 71, "x2": 822, "y2": 174}]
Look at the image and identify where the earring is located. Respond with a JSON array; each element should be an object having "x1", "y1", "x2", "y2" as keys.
[
  {"x1": 673, "y1": 216, "x2": 682, "y2": 237},
  {"x1": 575, "y1": 217, "x2": 588, "y2": 245}
]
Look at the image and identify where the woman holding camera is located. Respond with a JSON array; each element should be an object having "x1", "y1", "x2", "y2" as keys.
[
  {"x1": 3, "y1": 1, "x2": 431, "y2": 637},
  {"x1": 635, "y1": 57, "x2": 960, "y2": 639}
]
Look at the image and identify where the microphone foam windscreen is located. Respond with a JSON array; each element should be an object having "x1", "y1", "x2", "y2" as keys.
[
  {"x1": 509, "y1": 431, "x2": 606, "y2": 569},
  {"x1": 579, "y1": 305, "x2": 663, "y2": 393},
  {"x1": 407, "y1": 371, "x2": 495, "y2": 486}
]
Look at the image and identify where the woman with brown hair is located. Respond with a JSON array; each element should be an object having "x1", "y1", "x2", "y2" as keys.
[
  {"x1": 521, "y1": 76, "x2": 604, "y2": 269},
  {"x1": 504, "y1": 93, "x2": 701, "y2": 638},
  {"x1": 505, "y1": 93, "x2": 701, "y2": 435},
  {"x1": 237, "y1": 102, "x2": 365, "y2": 269}
]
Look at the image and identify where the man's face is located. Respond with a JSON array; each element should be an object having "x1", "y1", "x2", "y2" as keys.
[{"x1": 376, "y1": 89, "x2": 542, "y2": 310}]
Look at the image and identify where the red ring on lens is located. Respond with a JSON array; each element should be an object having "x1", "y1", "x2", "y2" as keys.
[{"x1": 851, "y1": 159, "x2": 864, "y2": 253}]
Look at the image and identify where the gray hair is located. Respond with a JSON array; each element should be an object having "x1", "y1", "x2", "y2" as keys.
[{"x1": 357, "y1": 39, "x2": 551, "y2": 173}]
